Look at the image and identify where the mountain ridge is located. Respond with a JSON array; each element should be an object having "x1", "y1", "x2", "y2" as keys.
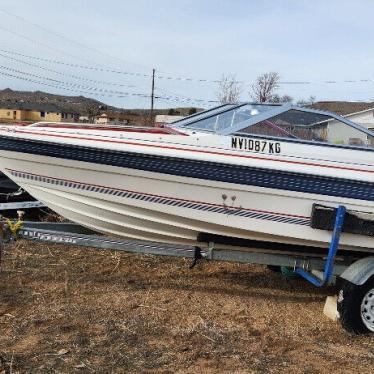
[{"x1": 0, "y1": 88, "x2": 201, "y2": 117}]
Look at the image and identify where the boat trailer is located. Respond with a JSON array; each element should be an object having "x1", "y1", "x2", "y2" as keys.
[{"x1": 1, "y1": 202, "x2": 374, "y2": 334}]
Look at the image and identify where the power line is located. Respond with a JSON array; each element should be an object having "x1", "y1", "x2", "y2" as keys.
[
  {"x1": 0, "y1": 49, "x2": 151, "y2": 78},
  {"x1": 1, "y1": 48, "x2": 374, "y2": 87},
  {"x1": 156, "y1": 86, "x2": 205, "y2": 104},
  {"x1": 2, "y1": 51, "x2": 372, "y2": 105},
  {"x1": 0, "y1": 8, "x2": 151, "y2": 72},
  {"x1": 157, "y1": 89, "x2": 219, "y2": 105},
  {"x1": 0, "y1": 49, "x2": 222, "y2": 83},
  {"x1": 0, "y1": 25, "x2": 105, "y2": 67},
  {"x1": 6, "y1": 9, "x2": 374, "y2": 88},
  {"x1": 0, "y1": 52, "x2": 220, "y2": 105},
  {"x1": 155, "y1": 93, "x2": 218, "y2": 105},
  {"x1": 1, "y1": 11, "x2": 373, "y2": 88},
  {"x1": 0, "y1": 69, "x2": 151, "y2": 99},
  {"x1": 0, "y1": 52, "x2": 140, "y2": 89},
  {"x1": 2, "y1": 64, "x2": 371, "y2": 105},
  {"x1": 0, "y1": 65, "x2": 151, "y2": 97},
  {"x1": 0, "y1": 67, "x2": 218, "y2": 105},
  {"x1": 0, "y1": 13, "x2": 214, "y2": 87}
]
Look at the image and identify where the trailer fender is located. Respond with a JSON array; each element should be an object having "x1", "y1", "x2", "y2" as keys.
[{"x1": 340, "y1": 257, "x2": 374, "y2": 286}]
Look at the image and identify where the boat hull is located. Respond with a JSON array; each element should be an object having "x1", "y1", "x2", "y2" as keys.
[{"x1": 1, "y1": 149, "x2": 374, "y2": 253}]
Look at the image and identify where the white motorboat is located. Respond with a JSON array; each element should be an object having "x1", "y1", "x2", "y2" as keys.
[{"x1": 0, "y1": 103, "x2": 373, "y2": 253}]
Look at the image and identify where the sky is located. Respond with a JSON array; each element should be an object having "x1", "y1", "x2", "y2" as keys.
[{"x1": 0, "y1": 0, "x2": 374, "y2": 109}]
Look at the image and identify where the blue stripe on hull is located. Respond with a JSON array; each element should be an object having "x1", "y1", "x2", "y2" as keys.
[{"x1": 0, "y1": 135, "x2": 373, "y2": 201}]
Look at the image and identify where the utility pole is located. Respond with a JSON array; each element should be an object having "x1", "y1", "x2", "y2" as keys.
[{"x1": 150, "y1": 68, "x2": 155, "y2": 126}]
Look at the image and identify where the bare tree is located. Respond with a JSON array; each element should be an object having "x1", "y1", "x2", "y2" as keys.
[
  {"x1": 296, "y1": 95, "x2": 317, "y2": 106},
  {"x1": 250, "y1": 72, "x2": 280, "y2": 103},
  {"x1": 216, "y1": 74, "x2": 242, "y2": 104},
  {"x1": 308, "y1": 95, "x2": 316, "y2": 104},
  {"x1": 270, "y1": 94, "x2": 293, "y2": 104}
]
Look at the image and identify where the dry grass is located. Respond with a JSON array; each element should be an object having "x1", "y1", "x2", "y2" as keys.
[{"x1": 0, "y1": 240, "x2": 373, "y2": 373}]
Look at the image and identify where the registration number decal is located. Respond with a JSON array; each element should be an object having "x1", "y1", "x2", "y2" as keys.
[{"x1": 231, "y1": 137, "x2": 281, "y2": 154}]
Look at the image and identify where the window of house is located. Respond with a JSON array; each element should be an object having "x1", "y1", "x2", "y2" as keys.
[
  {"x1": 7, "y1": 112, "x2": 10, "y2": 116},
  {"x1": 62, "y1": 113, "x2": 65, "y2": 119},
  {"x1": 40, "y1": 112, "x2": 45, "y2": 118}
]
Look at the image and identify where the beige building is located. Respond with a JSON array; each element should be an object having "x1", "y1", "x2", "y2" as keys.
[
  {"x1": 155, "y1": 114, "x2": 185, "y2": 125},
  {"x1": 0, "y1": 102, "x2": 78, "y2": 123},
  {"x1": 94, "y1": 113, "x2": 129, "y2": 125}
]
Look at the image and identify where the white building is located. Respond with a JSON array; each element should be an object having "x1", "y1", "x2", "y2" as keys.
[
  {"x1": 79, "y1": 115, "x2": 90, "y2": 123},
  {"x1": 326, "y1": 108, "x2": 374, "y2": 145},
  {"x1": 155, "y1": 114, "x2": 185, "y2": 125}
]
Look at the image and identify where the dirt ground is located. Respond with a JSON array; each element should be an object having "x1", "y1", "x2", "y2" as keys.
[{"x1": 0, "y1": 240, "x2": 373, "y2": 373}]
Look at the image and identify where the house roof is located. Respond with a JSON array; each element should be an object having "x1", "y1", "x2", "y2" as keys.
[
  {"x1": 339, "y1": 107, "x2": 374, "y2": 118},
  {"x1": 311, "y1": 101, "x2": 374, "y2": 116},
  {"x1": 0, "y1": 101, "x2": 79, "y2": 114}
]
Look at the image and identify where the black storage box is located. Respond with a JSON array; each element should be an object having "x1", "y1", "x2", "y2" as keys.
[{"x1": 310, "y1": 204, "x2": 374, "y2": 236}]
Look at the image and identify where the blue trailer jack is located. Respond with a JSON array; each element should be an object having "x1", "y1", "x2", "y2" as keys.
[{"x1": 295, "y1": 205, "x2": 346, "y2": 287}]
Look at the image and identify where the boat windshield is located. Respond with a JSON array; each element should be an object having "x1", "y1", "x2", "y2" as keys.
[
  {"x1": 176, "y1": 102, "x2": 374, "y2": 149},
  {"x1": 234, "y1": 109, "x2": 374, "y2": 148},
  {"x1": 175, "y1": 103, "x2": 279, "y2": 132}
]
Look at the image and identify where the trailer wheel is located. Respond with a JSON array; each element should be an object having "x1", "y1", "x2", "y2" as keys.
[{"x1": 337, "y1": 276, "x2": 374, "y2": 334}]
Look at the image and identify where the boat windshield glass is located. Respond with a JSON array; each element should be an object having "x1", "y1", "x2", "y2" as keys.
[
  {"x1": 176, "y1": 103, "x2": 278, "y2": 132},
  {"x1": 235, "y1": 109, "x2": 374, "y2": 148}
]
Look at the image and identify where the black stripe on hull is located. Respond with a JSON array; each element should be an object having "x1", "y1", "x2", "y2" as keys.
[{"x1": 0, "y1": 135, "x2": 373, "y2": 202}]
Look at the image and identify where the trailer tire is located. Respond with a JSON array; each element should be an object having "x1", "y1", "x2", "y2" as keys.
[{"x1": 337, "y1": 276, "x2": 374, "y2": 334}]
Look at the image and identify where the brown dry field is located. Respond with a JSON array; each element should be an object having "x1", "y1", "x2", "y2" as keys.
[{"x1": 0, "y1": 240, "x2": 373, "y2": 373}]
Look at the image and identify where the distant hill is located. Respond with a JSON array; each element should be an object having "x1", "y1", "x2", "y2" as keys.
[{"x1": 0, "y1": 88, "x2": 202, "y2": 117}]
